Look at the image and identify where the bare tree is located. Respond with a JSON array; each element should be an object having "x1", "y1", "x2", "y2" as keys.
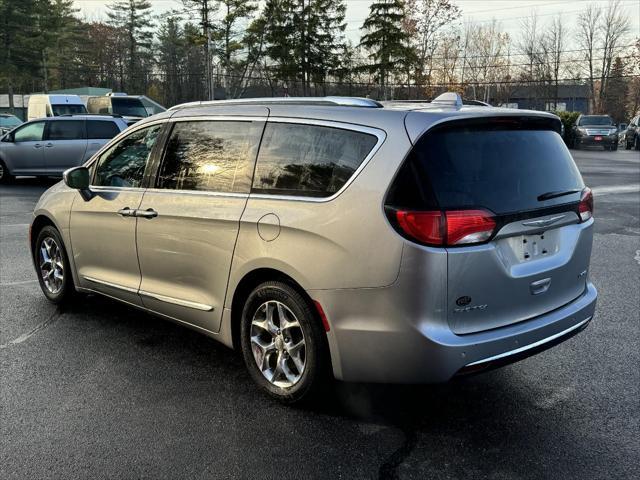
[
  {"x1": 577, "y1": 3, "x2": 600, "y2": 112},
  {"x1": 544, "y1": 15, "x2": 566, "y2": 110}
]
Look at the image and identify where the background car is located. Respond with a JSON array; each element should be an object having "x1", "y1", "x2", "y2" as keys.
[
  {"x1": 571, "y1": 114, "x2": 618, "y2": 150},
  {"x1": 0, "y1": 113, "x2": 23, "y2": 136},
  {"x1": 27, "y1": 94, "x2": 87, "y2": 121},
  {"x1": 625, "y1": 115, "x2": 639, "y2": 150},
  {"x1": 0, "y1": 114, "x2": 128, "y2": 183},
  {"x1": 87, "y1": 93, "x2": 166, "y2": 125}
]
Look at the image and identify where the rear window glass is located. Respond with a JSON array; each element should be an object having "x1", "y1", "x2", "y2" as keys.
[
  {"x1": 252, "y1": 123, "x2": 378, "y2": 198},
  {"x1": 112, "y1": 98, "x2": 148, "y2": 117},
  {"x1": 51, "y1": 104, "x2": 87, "y2": 116},
  {"x1": 87, "y1": 120, "x2": 120, "y2": 139},
  {"x1": 390, "y1": 123, "x2": 584, "y2": 215},
  {"x1": 47, "y1": 120, "x2": 85, "y2": 140}
]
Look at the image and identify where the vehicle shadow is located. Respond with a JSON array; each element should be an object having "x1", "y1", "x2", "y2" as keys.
[{"x1": 55, "y1": 294, "x2": 610, "y2": 480}]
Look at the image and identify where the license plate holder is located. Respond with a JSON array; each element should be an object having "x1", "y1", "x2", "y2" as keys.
[{"x1": 594, "y1": 136, "x2": 602, "y2": 141}]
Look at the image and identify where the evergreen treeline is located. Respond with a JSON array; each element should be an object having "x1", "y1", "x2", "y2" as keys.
[{"x1": 0, "y1": 0, "x2": 638, "y2": 119}]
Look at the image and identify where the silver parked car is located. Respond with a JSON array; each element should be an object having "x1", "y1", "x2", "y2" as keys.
[
  {"x1": 29, "y1": 94, "x2": 597, "y2": 403},
  {"x1": 0, "y1": 115, "x2": 128, "y2": 183}
]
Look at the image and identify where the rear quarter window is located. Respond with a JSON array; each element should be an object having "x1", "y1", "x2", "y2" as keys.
[
  {"x1": 252, "y1": 122, "x2": 379, "y2": 198},
  {"x1": 87, "y1": 120, "x2": 121, "y2": 139}
]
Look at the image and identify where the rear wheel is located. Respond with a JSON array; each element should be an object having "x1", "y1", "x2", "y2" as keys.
[
  {"x1": 34, "y1": 226, "x2": 74, "y2": 304},
  {"x1": 0, "y1": 159, "x2": 13, "y2": 184},
  {"x1": 635, "y1": 135, "x2": 640, "y2": 151},
  {"x1": 240, "y1": 281, "x2": 328, "y2": 403}
]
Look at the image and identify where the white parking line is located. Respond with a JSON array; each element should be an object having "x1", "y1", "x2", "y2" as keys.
[
  {"x1": 0, "y1": 279, "x2": 38, "y2": 286},
  {"x1": 592, "y1": 184, "x2": 640, "y2": 196},
  {"x1": 1, "y1": 223, "x2": 30, "y2": 228},
  {"x1": 0, "y1": 312, "x2": 59, "y2": 350}
]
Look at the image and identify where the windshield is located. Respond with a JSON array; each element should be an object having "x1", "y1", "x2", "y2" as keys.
[
  {"x1": 403, "y1": 123, "x2": 584, "y2": 215},
  {"x1": 578, "y1": 116, "x2": 613, "y2": 126},
  {"x1": 0, "y1": 116, "x2": 22, "y2": 128},
  {"x1": 52, "y1": 104, "x2": 87, "y2": 116},
  {"x1": 111, "y1": 98, "x2": 148, "y2": 117}
]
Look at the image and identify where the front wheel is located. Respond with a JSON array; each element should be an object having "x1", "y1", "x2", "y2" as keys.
[
  {"x1": 240, "y1": 281, "x2": 329, "y2": 403},
  {"x1": 635, "y1": 136, "x2": 640, "y2": 151},
  {"x1": 0, "y1": 159, "x2": 14, "y2": 184},
  {"x1": 34, "y1": 226, "x2": 74, "y2": 304}
]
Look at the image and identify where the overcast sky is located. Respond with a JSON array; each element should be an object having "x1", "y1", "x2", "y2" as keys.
[{"x1": 73, "y1": 0, "x2": 640, "y2": 44}]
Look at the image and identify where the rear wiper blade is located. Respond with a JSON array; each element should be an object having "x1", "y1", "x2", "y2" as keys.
[{"x1": 537, "y1": 189, "x2": 582, "y2": 201}]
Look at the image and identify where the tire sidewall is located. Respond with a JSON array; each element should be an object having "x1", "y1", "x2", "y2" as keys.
[
  {"x1": 0, "y1": 159, "x2": 12, "y2": 184},
  {"x1": 240, "y1": 282, "x2": 326, "y2": 403},
  {"x1": 34, "y1": 226, "x2": 73, "y2": 304}
]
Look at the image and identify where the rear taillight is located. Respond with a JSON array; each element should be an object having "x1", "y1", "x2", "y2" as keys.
[
  {"x1": 579, "y1": 187, "x2": 593, "y2": 222},
  {"x1": 395, "y1": 209, "x2": 496, "y2": 247}
]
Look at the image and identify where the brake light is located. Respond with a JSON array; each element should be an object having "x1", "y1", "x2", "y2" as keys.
[
  {"x1": 579, "y1": 187, "x2": 593, "y2": 222},
  {"x1": 395, "y1": 209, "x2": 496, "y2": 246}
]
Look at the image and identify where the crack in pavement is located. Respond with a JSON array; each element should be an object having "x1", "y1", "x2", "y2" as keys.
[
  {"x1": 378, "y1": 424, "x2": 418, "y2": 480},
  {"x1": 0, "y1": 310, "x2": 61, "y2": 350}
]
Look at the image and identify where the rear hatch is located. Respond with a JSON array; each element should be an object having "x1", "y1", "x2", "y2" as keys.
[{"x1": 387, "y1": 115, "x2": 594, "y2": 334}]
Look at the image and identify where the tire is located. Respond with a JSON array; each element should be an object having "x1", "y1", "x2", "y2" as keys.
[
  {"x1": 626, "y1": 141, "x2": 632, "y2": 150},
  {"x1": 612, "y1": 142, "x2": 618, "y2": 151},
  {"x1": 0, "y1": 159, "x2": 13, "y2": 184},
  {"x1": 34, "y1": 225, "x2": 75, "y2": 304},
  {"x1": 240, "y1": 281, "x2": 329, "y2": 404},
  {"x1": 635, "y1": 135, "x2": 640, "y2": 151}
]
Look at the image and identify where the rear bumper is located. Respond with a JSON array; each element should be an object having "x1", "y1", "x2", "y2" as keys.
[{"x1": 313, "y1": 282, "x2": 597, "y2": 383}]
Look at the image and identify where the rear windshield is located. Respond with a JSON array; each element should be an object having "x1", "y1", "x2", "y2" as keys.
[
  {"x1": 389, "y1": 121, "x2": 584, "y2": 215},
  {"x1": 578, "y1": 116, "x2": 613, "y2": 126},
  {"x1": 111, "y1": 98, "x2": 148, "y2": 117},
  {"x1": 52, "y1": 104, "x2": 87, "y2": 116}
]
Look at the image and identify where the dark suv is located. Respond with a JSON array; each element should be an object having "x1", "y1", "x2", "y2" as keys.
[
  {"x1": 624, "y1": 115, "x2": 639, "y2": 150},
  {"x1": 571, "y1": 115, "x2": 618, "y2": 150}
]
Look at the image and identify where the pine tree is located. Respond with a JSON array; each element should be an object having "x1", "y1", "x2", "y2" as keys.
[
  {"x1": 107, "y1": 0, "x2": 154, "y2": 93},
  {"x1": 0, "y1": 0, "x2": 40, "y2": 109},
  {"x1": 603, "y1": 57, "x2": 628, "y2": 123},
  {"x1": 359, "y1": 0, "x2": 409, "y2": 99},
  {"x1": 262, "y1": 0, "x2": 346, "y2": 95}
]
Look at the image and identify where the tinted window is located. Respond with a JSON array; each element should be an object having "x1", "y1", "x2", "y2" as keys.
[
  {"x1": 578, "y1": 116, "x2": 613, "y2": 126},
  {"x1": 46, "y1": 120, "x2": 85, "y2": 140},
  {"x1": 389, "y1": 122, "x2": 584, "y2": 215},
  {"x1": 157, "y1": 121, "x2": 261, "y2": 193},
  {"x1": 87, "y1": 120, "x2": 121, "y2": 139},
  {"x1": 0, "y1": 115, "x2": 22, "y2": 128},
  {"x1": 14, "y1": 122, "x2": 45, "y2": 142},
  {"x1": 111, "y1": 98, "x2": 148, "y2": 117},
  {"x1": 51, "y1": 104, "x2": 87, "y2": 116},
  {"x1": 94, "y1": 125, "x2": 161, "y2": 187},
  {"x1": 252, "y1": 123, "x2": 378, "y2": 198}
]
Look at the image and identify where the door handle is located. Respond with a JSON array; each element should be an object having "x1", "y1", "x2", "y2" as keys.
[
  {"x1": 45, "y1": 143, "x2": 53, "y2": 148},
  {"x1": 34, "y1": 143, "x2": 43, "y2": 148},
  {"x1": 135, "y1": 208, "x2": 158, "y2": 219},
  {"x1": 117, "y1": 207, "x2": 136, "y2": 217}
]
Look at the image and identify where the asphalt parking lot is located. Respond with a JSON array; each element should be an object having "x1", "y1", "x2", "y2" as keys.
[{"x1": 1, "y1": 148, "x2": 639, "y2": 479}]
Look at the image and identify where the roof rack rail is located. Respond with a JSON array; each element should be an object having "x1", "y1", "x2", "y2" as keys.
[
  {"x1": 59, "y1": 113, "x2": 124, "y2": 118},
  {"x1": 168, "y1": 96, "x2": 383, "y2": 111}
]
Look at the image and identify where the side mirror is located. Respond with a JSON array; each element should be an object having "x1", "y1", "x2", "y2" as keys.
[{"x1": 63, "y1": 166, "x2": 92, "y2": 200}]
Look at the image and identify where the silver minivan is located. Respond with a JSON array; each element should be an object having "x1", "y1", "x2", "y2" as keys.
[
  {"x1": 0, "y1": 115, "x2": 128, "y2": 182},
  {"x1": 29, "y1": 95, "x2": 597, "y2": 403}
]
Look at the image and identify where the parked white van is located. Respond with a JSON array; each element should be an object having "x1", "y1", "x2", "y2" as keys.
[{"x1": 27, "y1": 95, "x2": 87, "y2": 121}]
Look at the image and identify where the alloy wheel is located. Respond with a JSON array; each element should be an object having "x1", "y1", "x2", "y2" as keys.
[
  {"x1": 250, "y1": 300, "x2": 306, "y2": 388},
  {"x1": 39, "y1": 237, "x2": 64, "y2": 294}
]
